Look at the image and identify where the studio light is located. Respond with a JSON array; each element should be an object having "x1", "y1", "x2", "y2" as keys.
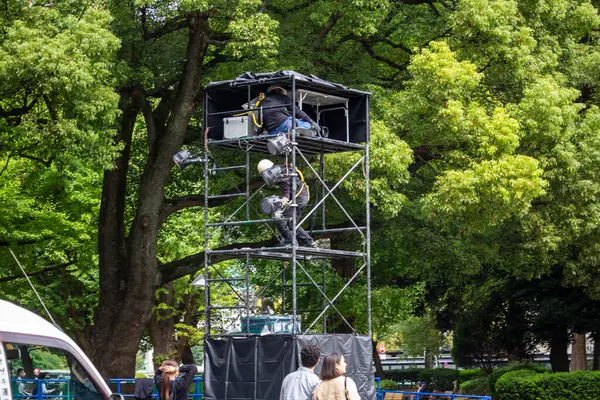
[
  {"x1": 259, "y1": 195, "x2": 283, "y2": 216},
  {"x1": 266, "y1": 135, "x2": 293, "y2": 156},
  {"x1": 260, "y1": 164, "x2": 286, "y2": 186},
  {"x1": 173, "y1": 149, "x2": 205, "y2": 170}
]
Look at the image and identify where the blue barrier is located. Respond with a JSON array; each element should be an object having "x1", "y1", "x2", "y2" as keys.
[
  {"x1": 378, "y1": 390, "x2": 492, "y2": 400},
  {"x1": 108, "y1": 378, "x2": 204, "y2": 400},
  {"x1": 11, "y1": 377, "x2": 490, "y2": 400},
  {"x1": 10, "y1": 379, "x2": 71, "y2": 400}
]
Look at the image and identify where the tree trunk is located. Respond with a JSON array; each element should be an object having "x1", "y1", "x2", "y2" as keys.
[
  {"x1": 90, "y1": 14, "x2": 209, "y2": 379},
  {"x1": 550, "y1": 330, "x2": 570, "y2": 372},
  {"x1": 148, "y1": 283, "x2": 178, "y2": 366},
  {"x1": 372, "y1": 338, "x2": 384, "y2": 378},
  {"x1": 88, "y1": 90, "x2": 140, "y2": 377},
  {"x1": 593, "y1": 334, "x2": 600, "y2": 370},
  {"x1": 571, "y1": 333, "x2": 587, "y2": 371},
  {"x1": 424, "y1": 349, "x2": 434, "y2": 369},
  {"x1": 506, "y1": 351, "x2": 520, "y2": 362}
]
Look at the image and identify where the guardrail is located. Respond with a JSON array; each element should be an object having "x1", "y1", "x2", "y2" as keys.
[
  {"x1": 10, "y1": 379, "x2": 70, "y2": 400},
  {"x1": 378, "y1": 390, "x2": 492, "y2": 400},
  {"x1": 11, "y1": 377, "x2": 490, "y2": 400},
  {"x1": 108, "y1": 378, "x2": 203, "y2": 400}
]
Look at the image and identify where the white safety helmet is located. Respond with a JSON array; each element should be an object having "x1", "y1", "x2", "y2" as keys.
[{"x1": 257, "y1": 159, "x2": 274, "y2": 174}]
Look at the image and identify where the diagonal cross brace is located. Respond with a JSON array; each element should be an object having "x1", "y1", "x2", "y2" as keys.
[
  {"x1": 303, "y1": 260, "x2": 367, "y2": 334},
  {"x1": 296, "y1": 149, "x2": 365, "y2": 240},
  {"x1": 296, "y1": 259, "x2": 366, "y2": 334}
]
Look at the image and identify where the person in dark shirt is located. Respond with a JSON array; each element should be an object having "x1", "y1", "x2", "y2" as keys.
[
  {"x1": 258, "y1": 159, "x2": 316, "y2": 247},
  {"x1": 154, "y1": 360, "x2": 198, "y2": 400},
  {"x1": 261, "y1": 86, "x2": 320, "y2": 135}
]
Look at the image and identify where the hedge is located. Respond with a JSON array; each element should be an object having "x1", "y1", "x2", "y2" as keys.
[
  {"x1": 384, "y1": 368, "x2": 460, "y2": 391},
  {"x1": 459, "y1": 376, "x2": 491, "y2": 396},
  {"x1": 489, "y1": 361, "x2": 550, "y2": 396},
  {"x1": 458, "y1": 368, "x2": 486, "y2": 383},
  {"x1": 380, "y1": 379, "x2": 399, "y2": 390},
  {"x1": 418, "y1": 368, "x2": 460, "y2": 392},
  {"x1": 495, "y1": 370, "x2": 600, "y2": 400},
  {"x1": 384, "y1": 368, "x2": 421, "y2": 383}
]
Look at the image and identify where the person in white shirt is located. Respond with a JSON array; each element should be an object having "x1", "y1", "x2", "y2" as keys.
[
  {"x1": 17, "y1": 368, "x2": 32, "y2": 398},
  {"x1": 280, "y1": 344, "x2": 321, "y2": 400}
]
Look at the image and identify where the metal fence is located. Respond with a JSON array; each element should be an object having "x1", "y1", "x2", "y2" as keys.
[
  {"x1": 11, "y1": 378, "x2": 491, "y2": 400},
  {"x1": 11, "y1": 379, "x2": 71, "y2": 400}
]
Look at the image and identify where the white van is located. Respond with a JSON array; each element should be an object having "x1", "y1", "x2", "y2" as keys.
[{"x1": 0, "y1": 300, "x2": 123, "y2": 400}]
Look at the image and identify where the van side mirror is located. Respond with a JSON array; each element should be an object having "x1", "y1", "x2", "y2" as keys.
[{"x1": 110, "y1": 393, "x2": 125, "y2": 400}]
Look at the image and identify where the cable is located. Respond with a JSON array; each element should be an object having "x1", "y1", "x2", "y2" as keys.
[{"x1": 9, "y1": 248, "x2": 57, "y2": 325}]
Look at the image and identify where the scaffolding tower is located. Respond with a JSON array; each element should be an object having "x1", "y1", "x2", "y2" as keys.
[{"x1": 200, "y1": 71, "x2": 372, "y2": 339}]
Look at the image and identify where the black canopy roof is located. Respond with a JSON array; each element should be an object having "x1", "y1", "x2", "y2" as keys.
[{"x1": 205, "y1": 70, "x2": 371, "y2": 99}]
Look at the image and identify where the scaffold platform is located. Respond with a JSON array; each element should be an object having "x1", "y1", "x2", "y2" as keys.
[
  {"x1": 207, "y1": 134, "x2": 365, "y2": 155},
  {"x1": 206, "y1": 245, "x2": 366, "y2": 262}
]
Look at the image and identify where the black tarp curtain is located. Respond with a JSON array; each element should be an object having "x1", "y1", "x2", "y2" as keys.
[{"x1": 204, "y1": 334, "x2": 375, "y2": 400}]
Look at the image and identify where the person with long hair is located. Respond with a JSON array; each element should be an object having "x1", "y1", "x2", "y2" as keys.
[
  {"x1": 40, "y1": 372, "x2": 57, "y2": 397},
  {"x1": 154, "y1": 360, "x2": 198, "y2": 400},
  {"x1": 313, "y1": 353, "x2": 360, "y2": 400}
]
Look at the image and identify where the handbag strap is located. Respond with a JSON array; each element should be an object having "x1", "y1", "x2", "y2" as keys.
[{"x1": 344, "y1": 376, "x2": 349, "y2": 400}]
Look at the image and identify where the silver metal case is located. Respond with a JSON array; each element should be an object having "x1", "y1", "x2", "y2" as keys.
[{"x1": 223, "y1": 116, "x2": 255, "y2": 139}]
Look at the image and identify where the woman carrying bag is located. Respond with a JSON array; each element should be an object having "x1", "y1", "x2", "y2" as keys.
[
  {"x1": 313, "y1": 353, "x2": 360, "y2": 400},
  {"x1": 154, "y1": 360, "x2": 198, "y2": 400}
]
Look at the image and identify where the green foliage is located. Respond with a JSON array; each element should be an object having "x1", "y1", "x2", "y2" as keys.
[
  {"x1": 384, "y1": 368, "x2": 421, "y2": 384},
  {"x1": 458, "y1": 368, "x2": 486, "y2": 383},
  {"x1": 0, "y1": 4, "x2": 121, "y2": 169},
  {"x1": 393, "y1": 313, "x2": 446, "y2": 359},
  {"x1": 490, "y1": 362, "x2": 551, "y2": 396},
  {"x1": 417, "y1": 368, "x2": 460, "y2": 392},
  {"x1": 379, "y1": 379, "x2": 399, "y2": 390},
  {"x1": 459, "y1": 376, "x2": 491, "y2": 396},
  {"x1": 325, "y1": 119, "x2": 413, "y2": 218},
  {"x1": 494, "y1": 369, "x2": 600, "y2": 400},
  {"x1": 29, "y1": 348, "x2": 68, "y2": 370},
  {"x1": 424, "y1": 155, "x2": 546, "y2": 233}
]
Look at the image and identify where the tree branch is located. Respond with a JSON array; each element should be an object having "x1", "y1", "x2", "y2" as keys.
[
  {"x1": 0, "y1": 260, "x2": 74, "y2": 283},
  {"x1": 43, "y1": 94, "x2": 58, "y2": 121},
  {"x1": 143, "y1": 17, "x2": 188, "y2": 41},
  {"x1": 159, "y1": 221, "x2": 367, "y2": 284},
  {"x1": 0, "y1": 237, "x2": 53, "y2": 247},
  {"x1": 147, "y1": 78, "x2": 179, "y2": 98},
  {"x1": 375, "y1": 37, "x2": 412, "y2": 55},
  {"x1": 409, "y1": 145, "x2": 442, "y2": 174},
  {"x1": 359, "y1": 39, "x2": 407, "y2": 70},
  {"x1": 17, "y1": 152, "x2": 52, "y2": 167},
  {"x1": 0, "y1": 152, "x2": 11, "y2": 177},
  {"x1": 0, "y1": 97, "x2": 39, "y2": 119},
  {"x1": 132, "y1": 89, "x2": 157, "y2": 149},
  {"x1": 315, "y1": 12, "x2": 341, "y2": 47},
  {"x1": 161, "y1": 178, "x2": 265, "y2": 220},
  {"x1": 159, "y1": 238, "x2": 277, "y2": 283}
]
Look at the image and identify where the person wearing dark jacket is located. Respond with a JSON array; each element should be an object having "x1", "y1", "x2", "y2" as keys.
[
  {"x1": 154, "y1": 360, "x2": 197, "y2": 400},
  {"x1": 258, "y1": 159, "x2": 316, "y2": 247},
  {"x1": 261, "y1": 86, "x2": 320, "y2": 135}
]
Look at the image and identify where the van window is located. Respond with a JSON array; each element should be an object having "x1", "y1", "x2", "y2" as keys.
[{"x1": 4, "y1": 342, "x2": 101, "y2": 400}]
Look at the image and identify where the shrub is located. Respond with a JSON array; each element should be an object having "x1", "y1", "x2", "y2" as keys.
[
  {"x1": 380, "y1": 379, "x2": 399, "y2": 390},
  {"x1": 459, "y1": 376, "x2": 491, "y2": 396},
  {"x1": 458, "y1": 368, "x2": 486, "y2": 383},
  {"x1": 495, "y1": 369, "x2": 544, "y2": 400},
  {"x1": 489, "y1": 362, "x2": 550, "y2": 396},
  {"x1": 495, "y1": 370, "x2": 600, "y2": 400},
  {"x1": 417, "y1": 368, "x2": 460, "y2": 392},
  {"x1": 384, "y1": 368, "x2": 421, "y2": 384}
]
